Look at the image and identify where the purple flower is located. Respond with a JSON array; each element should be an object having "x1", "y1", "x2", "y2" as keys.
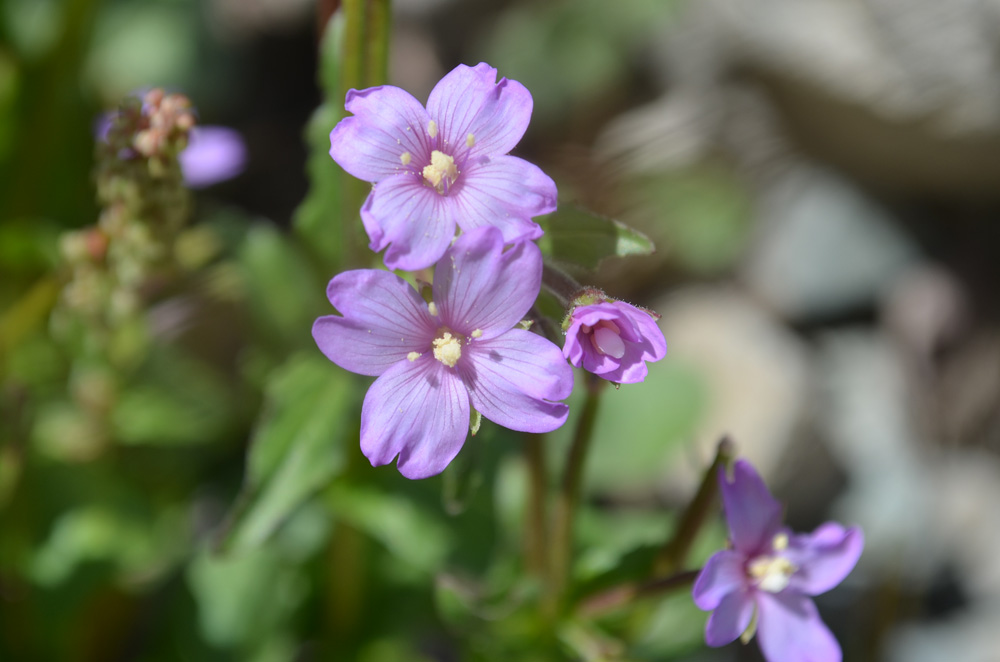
[
  {"x1": 179, "y1": 126, "x2": 247, "y2": 189},
  {"x1": 562, "y1": 297, "x2": 666, "y2": 384},
  {"x1": 312, "y1": 226, "x2": 573, "y2": 479},
  {"x1": 693, "y1": 459, "x2": 864, "y2": 662},
  {"x1": 328, "y1": 62, "x2": 558, "y2": 271}
]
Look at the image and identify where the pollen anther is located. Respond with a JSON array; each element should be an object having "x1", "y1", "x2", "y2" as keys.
[
  {"x1": 471, "y1": 329, "x2": 483, "y2": 338},
  {"x1": 466, "y1": 133, "x2": 475, "y2": 147},
  {"x1": 422, "y1": 150, "x2": 458, "y2": 193},
  {"x1": 433, "y1": 332, "x2": 462, "y2": 367},
  {"x1": 428, "y1": 301, "x2": 438, "y2": 316},
  {"x1": 400, "y1": 151, "x2": 411, "y2": 165},
  {"x1": 407, "y1": 351, "x2": 421, "y2": 362},
  {"x1": 428, "y1": 120, "x2": 438, "y2": 138}
]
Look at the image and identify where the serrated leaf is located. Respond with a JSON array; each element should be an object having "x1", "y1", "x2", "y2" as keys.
[
  {"x1": 538, "y1": 207, "x2": 654, "y2": 271},
  {"x1": 227, "y1": 353, "x2": 356, "y2": 551}
]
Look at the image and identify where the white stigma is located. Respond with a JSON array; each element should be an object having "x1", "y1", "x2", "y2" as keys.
[
  {"x1": 428, "y1": 301, "x2": 438, "y2": 316},
  {"x1": 422, "y1": 150, "x2": 458, "y2": 193},
  {"x1": 400, "y1": 151, "x2": 411, "y2": 165},
  {"x1": 433, "y1": 332, "x2": 462, "y2": 367},
  {"x1": 427, "y1": 120, "x2": 438, "y2": 138},
  {"x1": 466, "y1": 133, "x2": 475, "y2": 147},
  {"x1": 407, "y1": 351, "x2": 421, "y2": 362},
  {"x1": 746, "y1": 538, "x2": 797, "y2": 593},
  {"x1": 588, "y1": 320, "x2": 625, "y2": 358}
]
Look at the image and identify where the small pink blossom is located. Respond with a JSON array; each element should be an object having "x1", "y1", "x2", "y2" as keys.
[{"x1": 562, "y1": 294, "x2": 666, "y2": 384}]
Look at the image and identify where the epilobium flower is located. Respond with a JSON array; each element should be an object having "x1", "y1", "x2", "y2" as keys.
[
  {"x1": 312, "y1": 227, "x2": 573, "y2": 479},
  {"x1": 562, "y1": 292, "x2": 667, "y2": 384},
  {"x1": 328, "y1": 63, "x2": 558, "y2": 271},
  {"x1": 693, "y1": 459, "x2": 864, "y2": 662},
  {"x1": 179, "y1": 126, "x2": 247, "y2": 189}
]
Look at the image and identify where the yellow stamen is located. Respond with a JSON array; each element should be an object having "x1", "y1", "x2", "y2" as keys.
[
  {"x1": 433, "y1": 332, "x2": 462, "y2": 367},
  {"x1": 428, "y1": 301, "x2": 438, "y2": 316},
  {"x1": 747, "y1": 555, "x2": 797, "y2": 593},
  {"x1": 427, "y1": 120, "x2": 438, "y2": 138},
  {"x1": 471, "y1": 329, "x2": 483, "y2": 338},
  {"x1": 422, "y1": 150, "x2": 458, "y2": 193},
  {"x1": 400, "y1": 151, "x2": 411, "y2": 165},
  {"x1": 466, "y1": 133, "x2": 475, "y2": 147},
  {"x1": 407, "y1": 351, "x2": 421, "y2": 362}
]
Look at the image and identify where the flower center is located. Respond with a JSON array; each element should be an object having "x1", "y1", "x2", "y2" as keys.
[
  {"x1": 746, "y1": 534, "x2": 797, "y2": 593},
  {"x1": 422, "y1": 150, "x2": 458, "y2": 194},
  {"x1": 432, "y1": 330, "x2": 464, "y2": 367},
  {"x1": 582, "y1": 320, "x2": 626, "y2": 358}
]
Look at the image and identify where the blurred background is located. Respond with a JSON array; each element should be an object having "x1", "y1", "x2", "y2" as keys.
[{"x1": 2, "y1": 0, "x2": 999, "y2": 660}]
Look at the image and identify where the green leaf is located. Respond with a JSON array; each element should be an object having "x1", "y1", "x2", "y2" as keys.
[
  {"x1": 187, "y1": 545, "x2": 306, "y2": 650},
  {"x1": 239, "y1": 224, "x2": 322, "y2": 348},
  {"x1": 112, "y1": 348, "x2": 236, "y2": 446},
  {"x1": 328, "y1": 483, "x2": 452, "y2": 574},
  {"x1": 538, "y1": 207, "x2": 654, "y2": 272},
  {"x1": 227, "y1": 353, "x2": 355, "y2": 551}
]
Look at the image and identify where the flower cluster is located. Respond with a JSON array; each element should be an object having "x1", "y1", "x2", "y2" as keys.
[
  {"x1": 315, "y1": 63, "x2": 667, "y2": 478},
  {"x1": 693, "y1": 459, "x2": 864, "y2": 662}
]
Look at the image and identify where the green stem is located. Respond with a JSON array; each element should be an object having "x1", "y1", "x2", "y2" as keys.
[
  {"x1": 655, "y1": 436, "x2": 735, "y2": 574},
  {"x1": 341, "y1": 0, "x2": 365, "y2": 94},
  {"x1": 364, "y1": 0, "x2": 391, "y2": 87},
  {"x1": 576, "y1": 569, "x2": 700, "y2": 618},
  {"x1": 523, "y1": 433, "x2": 549, "y2": 579},
  {"x1": 547, "y1": 376, "x2": 605, "y2": 615}
]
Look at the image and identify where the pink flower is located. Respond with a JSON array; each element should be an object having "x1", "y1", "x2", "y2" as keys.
[
  {"x1": 562, "y1": 296, "x2": 666, "y2": 384},
  {"x1": 312, "y1": 227, "x2": 573, "y2": 479},
  {"x1": 693, "y1": 459, "x2": 864, "y2": 662},
  {"x1": 328, "y1": 63, "x2": 557, "y2": 271}
]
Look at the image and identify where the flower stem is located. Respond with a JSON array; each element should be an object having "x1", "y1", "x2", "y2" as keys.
[
  {"x1": 523, "y1": 433, "x2": 549, "y2": 579},
  {"x1": 576, "y1": 569, "x2": 700, "y2": 618},
  {"x1": 541, "y1": 263, "x2": 583, "y2": 309},
  {"x1": 654, "y1": 436, "x2": 735, "y2": 574},
  {"x1": 364, "y1": 0, "x2": 391, "y2": 87},
  {"x1": 547, "y1": 376, "x2": 605, "y2": 615}
]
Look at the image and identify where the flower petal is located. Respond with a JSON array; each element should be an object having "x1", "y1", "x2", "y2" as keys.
[
  {"x1": 460, "y1": 329, "x2": 572, "y2": 433},
  {"x1": 329, "y1": 85, "x2": 431, "y2": 182},
  {"x1": 433, "y1": 228, "x2": 542, "y2": 337},
  {"x1": 180, "y1": 126, "x2": 247, "y2": 188},
  {"x1": 360, "y1": 358, "x2": 470, "y2": 479},
  {"x1": 704, "y1": 590, "x2": 755, "y2": 648},
  {"x1": 756, "y1": 592, "x2": 841, "y2": 662},
  {"x1": 362, "y1": 174, "x2": 456, "y2": 271},
  {"x1": 693, "y1": 549, "x2": 748, "y2": 611},
  {"x1": 720, "y1": 459, "x2": 785, "y2": 556},
  {"x1": 450, "y1": 156, "x2": 555, "y2": 243},
  {"x1": 426, "y1": 63, "x2": 532, "y2": 160},
  {"x1": 786, "y1": 523, "x2": 864, "y2": 596},
  {"x1": 313, "y1": 270, "x2": 436, "y2": 376}
]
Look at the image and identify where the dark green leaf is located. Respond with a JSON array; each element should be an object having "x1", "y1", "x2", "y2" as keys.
[
  {"x1": 538, "y1": 207, "x2": 654, "y2": 272},
  {"x1": 228, "y1": 353, "x2": 355, "y2": 551}
]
